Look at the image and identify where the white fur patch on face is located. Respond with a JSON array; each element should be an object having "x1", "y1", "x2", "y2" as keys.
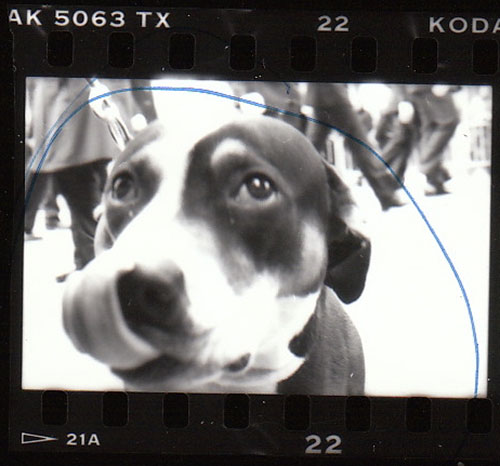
[
  {"x1": 210, "y1": 138, "x2": 249, "y2": 168},
  {"x1": 100, "y1": 132, "x2": 329, "y2": 389},
  {"x1": 297, "y1": 222, "x2": 328, "y2": 287},
  {"x1": 301, "y1": 223, "x2": 327, "y2": 269},
  {"x1": 110, "y1": 203, "x2": 323, "y2": 389},
  {"x1": 144, "y1": 136, "x2": 191, "y2": 221}
]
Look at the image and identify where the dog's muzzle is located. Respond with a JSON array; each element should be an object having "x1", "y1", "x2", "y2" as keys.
[
  {"x1": 117, "y1": 263, "x2": 192, "y2": 342},
  {"x1": 63, "y1": 250, "x2": 253, "y2": 384}
]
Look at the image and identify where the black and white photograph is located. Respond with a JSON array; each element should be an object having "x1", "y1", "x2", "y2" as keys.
[{"x1": 23, "y1": 77, "x2": 491, "y2": 398}]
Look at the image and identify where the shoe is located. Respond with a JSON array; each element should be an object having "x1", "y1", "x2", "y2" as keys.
[
  {"x1": 24, "y1": 231, "x2": 42, "y2": 241},
  {"x1": 425, "y1": 181, "x2": 451, "y2": 196},
  {"x1": 379, "y1": 189, "x2": 408, "y2": 211}
]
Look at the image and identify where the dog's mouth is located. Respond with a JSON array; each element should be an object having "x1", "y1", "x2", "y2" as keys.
[
  {"x1": 113, "y1": 268, "x2": 260, "y2": 389},
  {"x1": 112, "y1": 352, "x2": 253, "y2": 390},
  {"x1": 112, "y1": 354, "x2": 194, "y2": 386},
  {"x1": 224, "y1": 353, "x2": 251, "y2": 372}
]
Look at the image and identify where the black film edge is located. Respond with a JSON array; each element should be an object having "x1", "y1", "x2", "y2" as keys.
[{"x1": 5, "y1": 3, "x2": 500, "y2": 464}]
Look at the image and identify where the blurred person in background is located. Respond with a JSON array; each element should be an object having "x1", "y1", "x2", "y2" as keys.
[
  {"x1": 26, "y1": 78, "x2": 157, "y2": 280},
  {"x1": 411, "y1": 85, "x2": 460, "y2": 195},
  {"x1": 303, "y1": 83, "x2": 407, "y2": 210},
  {"x1": 376, "y1": 84, "x2": 460, "y2": 195},
  {"x1": 375, "y1": 85, "x2": 419, "y2": 185}
]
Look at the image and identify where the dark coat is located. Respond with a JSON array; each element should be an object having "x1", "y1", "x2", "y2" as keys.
[{"x1": 27, "y1": 78, "x2": 143, "y2": 173}]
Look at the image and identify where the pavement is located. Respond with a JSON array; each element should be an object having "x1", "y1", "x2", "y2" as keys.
[{"x1": 348, "y1": 167, "x2": 490, "y2": 397}]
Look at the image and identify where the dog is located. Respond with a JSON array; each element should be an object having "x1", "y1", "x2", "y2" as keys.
[{"x1": 63, "y1": 115, "x2": 370, "y2": 395}]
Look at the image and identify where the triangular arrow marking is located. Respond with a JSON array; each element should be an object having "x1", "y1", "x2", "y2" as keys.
[{"x1": 21, "y1": 432, "x2": 58, "y2": 444}]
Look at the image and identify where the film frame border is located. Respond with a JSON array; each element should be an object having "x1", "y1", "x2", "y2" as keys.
[{"x1": 4, "y1": 2, "x2": 500, "y2": 464}]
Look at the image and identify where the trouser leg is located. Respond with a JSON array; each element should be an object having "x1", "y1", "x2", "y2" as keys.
[
  {"x1": 43, "y1": 175, "x2": 60, "y2": 226},
  {"x1": 419, "y1": 121, "x2": 457, "y2": 186},
  {"x1": 309, "y1": 105, "x2": 401, "y2": 199},
  {"x1": 53, "y1": 160, "x2": 108, "y2": 269},
  {"x1": 379, "y1": 123, "x2": 415, "y2": 181},
  {"x1": 24, "y1": 171, "x2": 49, "y2": 233},
  {"x1": 305, "y1": 122, "x2": 331, "y2": 159}
]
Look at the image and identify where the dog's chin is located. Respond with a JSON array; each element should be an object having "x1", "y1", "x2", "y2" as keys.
[
  {"x1": 112, "y1": 354, "x2": 214, "y2": 391},
  {"x1": 111, "y1": 352, "x2": 277, "y2": 392}
]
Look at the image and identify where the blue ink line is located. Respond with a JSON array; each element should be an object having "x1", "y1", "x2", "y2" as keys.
[{"x1": 27, "y1": 85, "x2": 479, "y2": 397}]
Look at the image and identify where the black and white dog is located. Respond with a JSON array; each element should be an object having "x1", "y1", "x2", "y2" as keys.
[{"x1": 63, "y1": 116, "x2": 370, "y2": 395}]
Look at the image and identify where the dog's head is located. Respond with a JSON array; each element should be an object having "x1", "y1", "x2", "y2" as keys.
[{"x1": 63, "y1": 116, "x2": 370, "y2": 392}]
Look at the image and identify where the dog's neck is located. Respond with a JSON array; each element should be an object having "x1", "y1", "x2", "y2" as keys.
[{"x1": 180, "y1": 288, "x2": 325, "y2": 394}]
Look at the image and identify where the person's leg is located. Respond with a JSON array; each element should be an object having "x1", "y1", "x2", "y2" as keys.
[
  {"x1": 307, "y1": 102, "x2": 407, "y2": 209},
  {"x1": 379, "y1": 123, "x2": 415, "y2": 181},
  {"x1": 375, "y1": 112, "x2": 395, "y2": 149},
  {"x1": 43, "y1": 175, "x2": 61, "y2": 229},
  {"x1": 320, "y1": 104, "x2": 403, "y2": 204},
  {"x1": 305, "y1": 119, "x2": 333, "y2": 161},
  {"x1": 419, "y1": 120, "x2": 457, "y2": 193},
  {"x1": 53, "y1": 160, "x2": 108, "y2": 271},
  {"x1": 24, "y1": 171, "x2": 49, "y2": 238}
]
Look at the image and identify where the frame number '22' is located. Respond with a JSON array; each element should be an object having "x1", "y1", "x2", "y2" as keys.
[
  {"x1": 317, "y1": 15, "x2": 349, "y2": 32},
  {"x1": 305, "y1": 434, "x2": 342, "y2": 454}
]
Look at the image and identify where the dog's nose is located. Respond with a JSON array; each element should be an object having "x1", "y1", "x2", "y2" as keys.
[{"x1": 117, "y1": 263, "x2": 190, "y2": 336}]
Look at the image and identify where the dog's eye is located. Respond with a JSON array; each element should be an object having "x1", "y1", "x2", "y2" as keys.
[
  {"x1": 111, "y1": 173, "x2": 136, "y2": 201},
  {"x1": 236, "y1": 174, "x2": 277, "y2": 203}
]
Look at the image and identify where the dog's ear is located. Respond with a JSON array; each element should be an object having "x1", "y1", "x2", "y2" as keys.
[{"x1": 322, "y1": 160, "x2": 371, "y2": 304}]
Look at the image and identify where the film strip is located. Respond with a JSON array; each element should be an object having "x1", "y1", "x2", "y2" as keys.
[{"x1": 4, "y1": 2, "x2": 500, "y2": 464}]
